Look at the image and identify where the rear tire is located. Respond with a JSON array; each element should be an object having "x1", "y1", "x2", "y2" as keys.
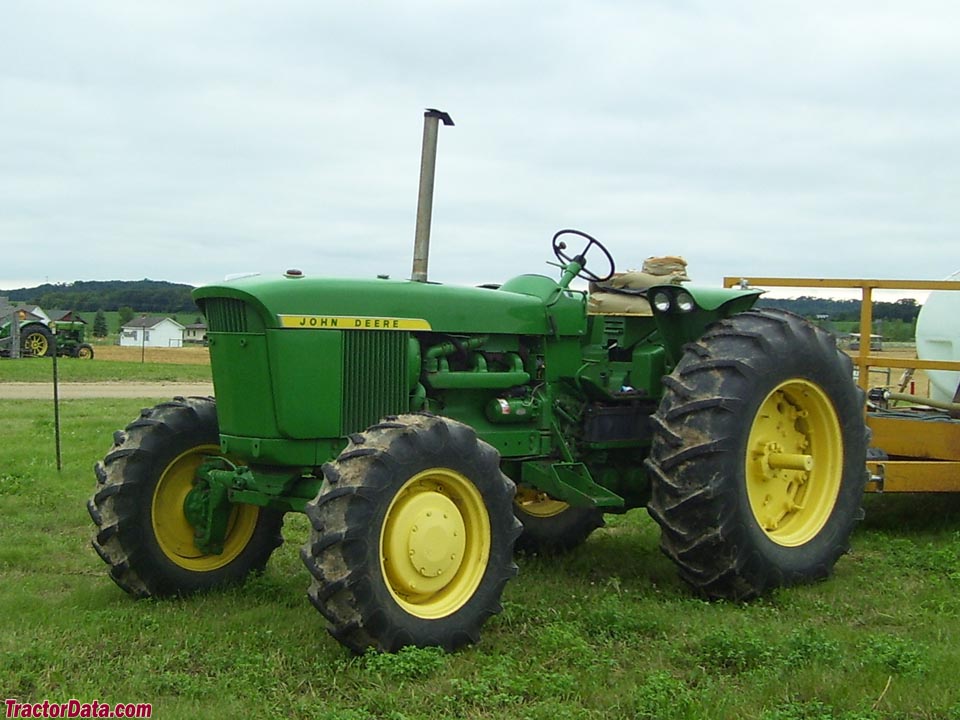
[
  {"x1": 513, "y1": 487, "x2": 604, "y2": 554},
  {"x1": 646, "y1": 309, "x2": 867, "y2": 600},
  {"x1": 21, "y1": 324, "x2": 54, "y2": 357},
  {"x1": 88, "y1": 396, "x2": 284, "y2": 597},
  {"x1": 301, "y1": 414, "x2": 521, "y2": 653}
]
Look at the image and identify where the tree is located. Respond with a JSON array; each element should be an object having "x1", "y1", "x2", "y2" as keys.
[
  {"x1": 118, "y1": 306, "x2": 135, "y2": 324},
  {"x1": 93, "y1": 309, "x2": 109, "y2": 338}
]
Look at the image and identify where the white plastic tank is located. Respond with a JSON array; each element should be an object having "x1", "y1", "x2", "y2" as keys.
[{"x1": 915, "y1": 270, "x2": 960, "y2": 403}]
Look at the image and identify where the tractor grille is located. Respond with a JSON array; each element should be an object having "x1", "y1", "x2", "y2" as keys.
[
  {"x1": 341, "y1": 331, "x2": 409, "y2": 433},
  {"x1": 603, "y1": 317, "x2": 626, "y2": 336},
  {"x1": 204, "y1": 299, "x2": 248, "y2": 333}
]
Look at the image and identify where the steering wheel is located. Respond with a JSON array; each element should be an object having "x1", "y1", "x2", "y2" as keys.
[{"x1": 551, "y1": 229, "x2": 615, "y2": 283}]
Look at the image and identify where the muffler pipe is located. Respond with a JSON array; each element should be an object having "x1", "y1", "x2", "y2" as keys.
[{"x1": 411, "y1": 108, "x2": 454, "y2": 283}]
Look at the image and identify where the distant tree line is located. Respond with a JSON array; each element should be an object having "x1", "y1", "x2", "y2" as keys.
[
  {"x1": 2, "y1": 280, "x2": 197, "y2": 313},
  {"x1": 756, "y1": 296, "x2": 921, "y2": 323},
  {"x1": 1, "y1": 281, "x2": 924, "y2": 326}
]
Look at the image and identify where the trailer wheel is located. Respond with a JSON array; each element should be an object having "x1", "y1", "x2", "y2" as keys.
[
  {"x1": 302, "y1": 414, "x2": 521, "y2": 653},
  {"x1": 513, "y1": 487, "x2": 604, "y2": 554},
  {"x1": 21, "y1": 324, "x2": 54, "y2": 357},
  {"x1": 88, "y1": 396, "x2": 283, "y2": 597},
  {"x1": 646, "y1": 309, "x2": 867, "y2": 600},
  {"x1": 76, "y1": 343, "x2": 94, "y2": 359}
]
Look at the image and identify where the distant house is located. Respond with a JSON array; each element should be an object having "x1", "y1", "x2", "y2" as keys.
[
  {"x1": 183, "y1": 322, "x2": 208, "y2": 345},
  {"x1": 0, "y1": 302, "x2": 86, "y2": 328},
  {"x1": 0, "y1": 298, "x2": 48, "y2": 324},
  {"x1": 13, "y1": 305, "x2": 48, "y2": 323},
  {"x1": 119, "y1": 316, "x2": 185, "y2": 348},
  {"x1": 48, "y1": 309, "x2": 87, "y2": 324}
]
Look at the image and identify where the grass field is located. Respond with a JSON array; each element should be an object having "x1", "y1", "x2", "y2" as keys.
[
  {"x1": 2, "y1": 399, "x2": 960, "y2": 719},
  {"x1": 0, "y1": 350, "x2": 211, "y2": 383}
]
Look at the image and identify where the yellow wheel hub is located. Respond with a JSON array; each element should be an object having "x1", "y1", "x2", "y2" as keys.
[
  {"x1": 151, "y1": 445, "x2": 260, "y2": 571},
  {"x1": 746, "y1": 379, "x2": 843, "y2": 547},
  {"x1": 380, "y1": 468, "x2": 491, "y2": 619},
  {"x1": 515, "y1": 486, "x2": 569, "y2": 518},
  {"x1": 23, "y1": 333, "x2": 49, "y2": 356}
]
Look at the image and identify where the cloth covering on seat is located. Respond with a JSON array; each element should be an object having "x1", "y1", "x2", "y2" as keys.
[{"x1": 587, "y1": 255, "x2": 689, "y2": 316}]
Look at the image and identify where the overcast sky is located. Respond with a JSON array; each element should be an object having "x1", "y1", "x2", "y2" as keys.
[{"x1": 2, "y1": 1, "x2": 958, "y2": 297}]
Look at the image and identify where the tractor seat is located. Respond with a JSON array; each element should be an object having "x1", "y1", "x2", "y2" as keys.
[{"x1": 586, "y1": 261, "x2": 688, "y2": 317}]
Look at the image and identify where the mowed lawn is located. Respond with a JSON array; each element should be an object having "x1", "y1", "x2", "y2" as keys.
[
  {"x1": 0, "y1": 353, "x2": 210, "y2": 383},
  {"x1": 1, "y1": 397, "x2": 960, "y2": 720}
]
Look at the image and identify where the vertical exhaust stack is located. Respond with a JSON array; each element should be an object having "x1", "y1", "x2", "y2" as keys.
[{"x1": 411, "y1": 108, "x2": 454, "y2": 283}]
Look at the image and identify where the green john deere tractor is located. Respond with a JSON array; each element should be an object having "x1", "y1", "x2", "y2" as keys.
[
  {"x1": 89, "y1": 112, "x2": 867, "y2": 654},
  {"x1": 52, "y1": 320, "x2": 95, "y2": 359},
  {"x1": 0, "y1": 317, "x2": 55, "y2": 357},
  {"x1": 0, "y1": 317, "x2": 93, "y2": 358}
]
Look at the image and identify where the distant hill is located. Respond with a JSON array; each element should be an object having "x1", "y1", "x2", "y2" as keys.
[
  {"x1": 0, "y1": 280, "x2": 197, "y2": 313},
  {"x1": 756, "y1": 296, "x2": 921, "y2": 322},
  {"x1": 0, "y1": 281, "x2": 924, "y2": 322}
]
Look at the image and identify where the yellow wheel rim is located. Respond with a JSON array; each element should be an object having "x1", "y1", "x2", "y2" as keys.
[
  {"x1": 746, "y1": 379, "x2": 843, "y2": 547},
  {"x1": 379, "y1": 468, "x2": 491, "y2": 619},
  {"x1": 23, "y1": 332, "x2": 49, "y2": 356},
  {"x1": 151, "y1": 444, "x2": 260, "y2": 571},
  {"x1": 515, "y1": 486, "x2": 569, "y2": 518}
]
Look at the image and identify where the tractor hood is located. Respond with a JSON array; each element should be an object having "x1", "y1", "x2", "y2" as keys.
[{"x1": 193, "y1": 273, "x2": 552, "y2": 335}]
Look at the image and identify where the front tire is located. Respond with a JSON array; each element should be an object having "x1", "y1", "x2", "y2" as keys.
[
  {"x1": 88, "y1": 396, "x2": 284, "y2": 597},
  {"x1": 301, "y1": 414, "x2": 521, "y2": 653},
  {"x1": 76, "y1": 343, "x2": 94, "y2": 359},
  {"x1": 646, "y1": 309, "x2": 867, "y2": 600}
]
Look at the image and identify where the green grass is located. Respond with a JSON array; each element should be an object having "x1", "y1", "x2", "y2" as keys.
[
  {"x1": 2, "y1": 399, "x2": 960, "y2": 719},
  {"x1": 0, "y1": 358, "x2": 210, "y2": 383},
  {"x1": 95, "y1": 310, "x2": 124, "y2": 337}
]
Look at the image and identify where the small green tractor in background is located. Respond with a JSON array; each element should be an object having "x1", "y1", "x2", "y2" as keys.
[
  {"x1": 52, "y1": 320, "x2": 95, "y2": 359},
  {"x1": 89, "y1": 111, "x2": 867, "y2": 653},
  {"x1": 0, "y1": 317, "x2": 93, "y2": 358}
]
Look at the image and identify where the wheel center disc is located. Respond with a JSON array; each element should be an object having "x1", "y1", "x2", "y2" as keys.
[
  {"x1": 379, "y1": 468, "x2": 491, "y2": 619},
  {"x1": 745, "y1": 379, "x2": 843, "y2": 547},
  {"x1": 408, "y1": 494, "x2": 466, "y2": 578},
  {"x1": 151, "y1": 445, "x2": 260, "y2": 571},
  {"x1": 384, "y1": 491, "x2": 466, "y2": 595}
]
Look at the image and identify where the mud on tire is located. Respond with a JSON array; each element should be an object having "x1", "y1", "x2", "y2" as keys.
[
  {"x1": 646, "y1": 308, "x2": 868, "y2": 600},
  {"x1": 301, "y1": 414, "x2": 521, "y2": 653},
  {"x1": 88, "y1": 396, "x2": 284, "y2": 597}
]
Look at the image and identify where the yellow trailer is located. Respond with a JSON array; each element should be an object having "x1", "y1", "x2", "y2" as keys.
[{"x1": 722, "y1": 277, "x2": 960, "y2": 493}]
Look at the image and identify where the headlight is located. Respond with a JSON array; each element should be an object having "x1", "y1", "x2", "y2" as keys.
[
  {"x1": 676, "y1": 291, "x2": 696, "y2": 313},
  {"x1": 652, "y1": 292, "x2": 672, "y2": 313}
]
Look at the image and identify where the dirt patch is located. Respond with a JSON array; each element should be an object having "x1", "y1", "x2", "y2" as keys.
[{"x1": 92, "y1": 345, "x2": 210, "y2": 365}]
